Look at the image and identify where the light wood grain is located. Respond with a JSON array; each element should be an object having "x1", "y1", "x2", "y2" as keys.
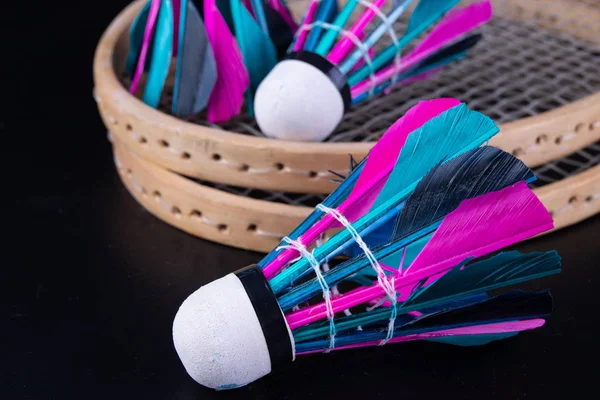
[{"x1": 113, "y1": 138, "x2": 600, "y2": 252}]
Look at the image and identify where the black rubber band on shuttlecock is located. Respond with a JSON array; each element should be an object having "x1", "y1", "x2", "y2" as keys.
[
  {"x1": 287, "y1": 51, "x2": 352, "y2": 112},
  {"x1": 234, "y1": 264, "x2": 294, "y2": 370}
]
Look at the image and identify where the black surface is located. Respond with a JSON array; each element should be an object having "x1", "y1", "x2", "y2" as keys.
[{"x1": 3, "y1": 1, "x2": 599, "y2": 399}]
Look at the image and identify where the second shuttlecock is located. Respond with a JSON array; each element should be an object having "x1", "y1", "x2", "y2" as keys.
[{"x1": 254, "y1": 0, "x2": 493, "y2": 141}]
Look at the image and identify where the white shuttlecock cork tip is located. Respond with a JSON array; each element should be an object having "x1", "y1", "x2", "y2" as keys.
[
  {"x1": 254, "y1": 53, "x2": 350, "y2": 142},
  {"x1": 172, "y1": 265, "x2": 295, "y2": 390}
]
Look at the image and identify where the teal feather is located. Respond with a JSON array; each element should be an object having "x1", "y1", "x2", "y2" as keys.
[
  {"x1": 405, "y1": 0, "x2": 461, "y2": 40},
  {"x1": 371, "y1": 104, "x2": 499, "y2": 210},
  {"x1": 426, "y1": 332, "x2": 520, "y2": 346},
  {"x1": 401, "y1": 251, "x2": 562, "y2": 310},
  {"x1": 229, "y1": 0, "x2": 278, "y2": 116},
  {"x1": 143, "y1": 0, "x2": 174, "y2": 108},
  {"x1": 125, "y1": 0, "x2": 152, "y2": 75}
]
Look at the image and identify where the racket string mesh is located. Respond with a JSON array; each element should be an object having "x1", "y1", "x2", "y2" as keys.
[{"x1": 122, "y1": 3, "x2": 600, "y2": 205}]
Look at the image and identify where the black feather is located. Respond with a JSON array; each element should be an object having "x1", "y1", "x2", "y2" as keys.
[{"x1": 392, "y1": 146, "x2": 534, "y2": 240}]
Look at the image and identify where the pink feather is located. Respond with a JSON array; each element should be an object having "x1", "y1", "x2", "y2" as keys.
[
  {"x1": 286, "y1": 182, "x2": 554, "y2": 329},
  {"x1": 407, "y1": 181, "x2": 553, "y2": 273},
  {"x1": 204, "y1": 0, "x2": 250, "y2": 122},
  {"x1": 293, "y1": 1, "x2": 319, "y2": 51}
]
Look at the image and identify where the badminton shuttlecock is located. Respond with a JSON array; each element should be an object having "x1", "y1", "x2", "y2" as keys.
[
  {"x1": 172, "y1": 98, "x2": 561, "y2": 390},
  {"x1": 254, "y1": 0, "x2": 493, "y2": 141},
  {"x1": 125, "y1": 0, "x2": 297, "y2": 122}
]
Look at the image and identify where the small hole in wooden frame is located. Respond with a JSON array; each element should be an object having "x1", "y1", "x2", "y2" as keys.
[
  {"x1": 308, "y1": 171, "x2": 318, "y2": 179},
  {"x1": 239, "y1": 164, "x2": 250, "y2": 172},
  {"x1": 247, "y1": 224, "x2": 257, "y2": 232},
  {"x1": 535, "y1": 134, "x2": 548, "y2": 144},
  {"x1": 181, "y1": 152, "x2": 191, "y2": 160},
  {"x1": 511, "y1": 148, "x2": 524, "y2": 157},
  {"x1": 126, "y1": 123, "x2": 133, "y2": 131},
  {"x1": 189, "y1": 210, "x2": 203, "y2": 219},
  {"x1": 555, "y1": 136, "x2": 563, "y2": 145},
  {"x1": 217, "y1": 224, "x2": 228, "y2": 232},
  {"x1": 569, "y1": 196, "x2": 578, "y2": 204},
  {"x1": 152, "y1": 190, "x2": 161, "y2": 200},
  {"x1": 585, "y1": 195, "x2": 594, "y2": 203},
  {"x1": 574, "y1": 123, "x2": 585, "y2": 133},
  {"x1": 275, "y1": 162, "x2": 285, "y2": 171},
  {"x1": 139, "y1": 136, "x2": 148, "y2": 144},
  {"x1": 158, "y1": 139, "x2": 170, "y2": 148},
  {"x1": 171, "y1": 206, "x2": 182, "y2": 216},
  {"x1": 212, "y1": 153, "x2": 222, "y2": 161}
]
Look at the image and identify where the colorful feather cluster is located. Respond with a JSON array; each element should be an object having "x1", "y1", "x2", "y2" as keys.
[
  {"x1": 125, "y1": 0, "x2": 297, "y2": 122},
  {"x1": 254, "y1": 0, "x2": 494, "y2": 141},
  {"x1": 172, "y1": 98, "x2": 562, "y2": 390},
  {"x1": 295, "y1": 0, "x2": 492, "y2": 103}
]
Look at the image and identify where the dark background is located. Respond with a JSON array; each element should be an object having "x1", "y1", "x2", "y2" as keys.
[{"x1": 2, "y1": 1, "x2": 598, "y2": 398}]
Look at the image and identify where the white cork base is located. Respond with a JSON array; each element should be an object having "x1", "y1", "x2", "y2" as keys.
[
  {"x1": 172, "y1": 273, "x2": 294, "y2": 390},
  {"x1": 254, "y1": 59, "x2": 345, "y2": 142}
]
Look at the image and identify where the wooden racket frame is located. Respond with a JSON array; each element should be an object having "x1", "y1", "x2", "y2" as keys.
[{"x1": 95, "y1": 0, "x2": 600, "y2": 251}]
